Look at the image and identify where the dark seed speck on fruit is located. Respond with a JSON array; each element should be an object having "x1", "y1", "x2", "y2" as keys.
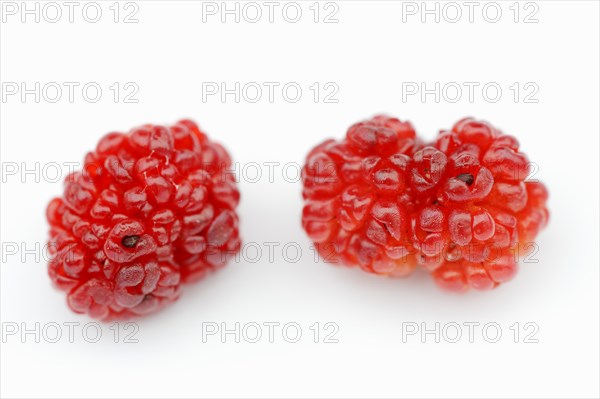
[
  {"x1": 457, "y1": 173, "x2": 475, "y2": 186},
  {"x1": 122, "y1": 235, "x2": 140, "y2": 248}
]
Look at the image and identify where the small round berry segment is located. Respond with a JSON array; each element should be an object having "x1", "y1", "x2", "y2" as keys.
[
  {"x1": 47, "y1": 120, "x2": 240, "y2": 319},
  {"x1": 301, "y1": 116, "x2": 548, "y2": 291}
]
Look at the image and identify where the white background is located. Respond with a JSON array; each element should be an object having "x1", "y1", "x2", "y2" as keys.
[{"x1": 1, "y1": 1, "x2": 599, "y2": 398}]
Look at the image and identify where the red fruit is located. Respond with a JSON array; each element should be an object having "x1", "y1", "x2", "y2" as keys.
[
  {"x1": 414, "y1": 118, "x2": 547, "y2": 290},
  {"x1": 301, "y1": 116, "x2": 549, "y2": 291},
  {"x1": 302, "y1": 116, "x2": 420, "y2": 275},
  {"x1": 47, "y1": 120, "x2": 241, "y2": 319}
]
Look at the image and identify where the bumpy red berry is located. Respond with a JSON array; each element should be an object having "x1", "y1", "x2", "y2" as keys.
[
  {"x1": 47, "y1": 120, "x2": 241, "y2": 319},
  {"x1": 301, "y1": 116, "x2": 549, "y2": 291},
  {"x1": 414, "y1": 118, "x2": 548, "y2": 291},
  {"x1": 302, "y1": 116, "x2": 421, "y2": 275}
]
